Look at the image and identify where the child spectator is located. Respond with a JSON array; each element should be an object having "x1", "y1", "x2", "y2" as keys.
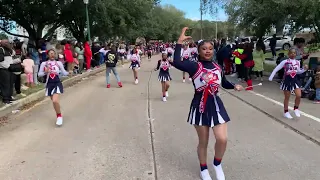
[{"x1": 21, "y1": 53, "x2": 35, "y2": 87}]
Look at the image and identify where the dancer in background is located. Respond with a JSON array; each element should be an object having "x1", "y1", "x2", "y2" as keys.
[
  {"x1": 181, "y1": 44, "x2": 192, "y2": 82},
  {"x1": 129, "y1": 48, "x2": 141, "y2": 84},
  {"x1": 118, "y1": 47, "x2": 126, "y2": 67},
  {"x1": 190, "y1": 43, "x2": 198, "y2": 62},
  {"x1": 269, "y1": 48, "x2": 308, "y2": 119},
  {"x1": 166, "y1": 45, "x2": 174, "y2": 60},
  {"x1": 154, "y1": 52, "x2": 173, "y2": 102},
  {"x1": 173, "y1": 27, "x2": 242, "y2": 180},
  {"x1": 38, "y1": 49, "x2": 69, "y2": 126}
]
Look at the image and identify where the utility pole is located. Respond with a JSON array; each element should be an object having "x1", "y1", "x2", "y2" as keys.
[{"x1": 200, "y1": 0, "x2": 203, "y2": 39}]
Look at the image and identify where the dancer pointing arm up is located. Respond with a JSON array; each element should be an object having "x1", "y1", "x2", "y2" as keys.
[{"x1": 173, "y1": 27, "x2": 242, "y2": 180}]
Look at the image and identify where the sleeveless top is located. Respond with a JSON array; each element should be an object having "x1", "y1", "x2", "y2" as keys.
[{"x1": 192, "y1": 62, "x2": 222, "y2": 113}]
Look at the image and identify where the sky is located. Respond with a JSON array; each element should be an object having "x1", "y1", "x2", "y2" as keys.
[{"x1": 160, "y1": 0, "x2": 228, "y2": 21}]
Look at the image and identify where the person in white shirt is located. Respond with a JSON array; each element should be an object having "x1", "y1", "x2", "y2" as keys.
[
  {"x1": 269, "y1": 48, "x2": 308, "y2": 119},
  {"x1": 129, "y1": 48, "x2": 141, "y2": 84},
  {"x1": 118, "y1": 48, "x2": 126, "y2": 67},
  {"x1": 181, "y1": 44, "x2": 192, "y2": 82},
  {"x1": 166, "y1": 45, "x2": 174, "y2": 60}
]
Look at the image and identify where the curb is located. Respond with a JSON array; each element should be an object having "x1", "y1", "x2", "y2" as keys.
[{"x1": 0, "y1": 67, "x2": 106, "y2": 118}]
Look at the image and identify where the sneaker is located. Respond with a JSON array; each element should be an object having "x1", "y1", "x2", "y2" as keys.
[
  {"x1": 106, "y1": 84, "x2": 111, "y2": 88},
  {"x1": 200, "y1": 169, "x2": 212, "y2": 180},
  {"x1": 284, "y1": 112, "x2": 293, "y2": 119},
  {"x1": 314, "y1": 100, "x2": 320, "y2": 104},
  {"x1": 165, "y1": 91, "x2": 169, "y2": 97},
  {"x1": 135, "y1": 79, "x2": 139, "y2": 84},
  {"x1": 183, "y1": 79, "x2": 186, "y2": 83},
  {"x1": 213, "y1": 164, "x2": 225, "y2": 180},
  {"x1": 162, "y1": 97, "x2": 167, "y2": 102},
  {"x1": 56, "y1": 117, "x2": 63, "y2": 126},
  {"x1": 294, "y1": 109, "x2": 301, "y2": 117},
  {"x1": 3, "y1": 101, "x2": 12, "y2": 105},
  {"x1": 189, "y1": 78, "x2": 192, "y2": 81},
  {"x1": 118, "y1": 82, "x2": 123, "y2": 88}
]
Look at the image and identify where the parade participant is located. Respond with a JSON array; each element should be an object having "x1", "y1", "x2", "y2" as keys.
[
  {"x1": 118, "y1": 47, "x2": 126, "y2": 66},
  {"x1": 38, "y1": 49, "x2": 69, "y2": 126},
  {"x1": 173, "y1": 27, "x2": 242, "y2": 180},
  {"x1": 166, "y1": 45, "x2": 174, "y2": 60},
  {"x1": 154, "y1": 52, "x2": 173, "y2": 102},
  {"x1": 181, "y1": 44, "x2": 192, "y2": 82},
  {"x1": 190, "y1": 43, "x2": 198, "y2": 62},
  {"x1": 269, "y1": 48, "x2": 308, "y2": 119},
  {"x1": 147, "y1": 45, "x2": 152, "y2": 60},
  {"x1": 105, "y1": 45, "x2": 122, "y2": 88},
  {"x1": 129, "y1": 48, "x2": 141, "y2": 84}
]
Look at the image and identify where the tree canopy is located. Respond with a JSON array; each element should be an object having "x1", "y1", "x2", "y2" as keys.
[
  {"x1": 0, "y1": 0, "x2": 229, "y2": 42},
  {"x1": 204, "y1": 0, "x2": 320, "y2": 41}
]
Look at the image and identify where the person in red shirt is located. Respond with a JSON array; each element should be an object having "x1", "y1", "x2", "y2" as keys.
[
  {"x1": 84, "y1": 41, "x2": 92, "y2": 71},
  {"x1": 64, "y1": 43, "x2": 73, "y2": 75}
]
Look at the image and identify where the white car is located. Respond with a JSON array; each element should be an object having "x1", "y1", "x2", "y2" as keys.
[{"x1": 264, "y1": 36, "x2": 293, "y2": 51}]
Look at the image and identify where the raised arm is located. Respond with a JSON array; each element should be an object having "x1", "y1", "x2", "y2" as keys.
[{"x1": 269, "y1": 60, "x2": 286, "y2": 81}]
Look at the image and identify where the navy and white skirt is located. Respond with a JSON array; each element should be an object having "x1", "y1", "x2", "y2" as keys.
[
  {"x1": 45, "y1": 82, "x2": 64, "y2": 96},
  {"x1": 158, "y1": 72, "x2": 172, "y2": 82},
  {"x1": 130, "y1": 62, "x2": 140, "y2": 69},
  {"x1": 187, "y1": 95, "x2": 230, "y2": 127},
  {"x1": 280, "y1": 75, "x2": 301, "y2": 91}
]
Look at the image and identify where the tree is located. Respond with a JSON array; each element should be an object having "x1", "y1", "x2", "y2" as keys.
[{"x1": 0, "y1": 0, "x2": 72, "y2": 40}]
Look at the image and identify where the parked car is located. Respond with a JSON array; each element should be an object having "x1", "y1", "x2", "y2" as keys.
[{"x1": 264, "y1": 36, "x2": 293, "y2": 51}]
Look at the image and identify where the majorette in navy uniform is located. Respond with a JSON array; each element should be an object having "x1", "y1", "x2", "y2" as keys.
[
  {"x1": 181, "y1": 44, "x2": 192, "y2": 82},
  {"x1": 173, "y1": 33, "x2": 242, "y2": 180},
  {"x1": 190, "y1": 43, "x2": 198, "y2": 62},
  {"x1": 38, "y1": 49, "x2": 69, "y2": 126},
  {"x1": 154, "y1": 52, "x2": 173, "y2": 101},
  {"x1": 129, "y1": 49, "x2": 141, "y2": 84},
  {"x1": 174, "y1": 46, "x2": 234, "y2": 127},
  {"x1": 166, "y1": 46, "x2": 174, "y2": 59},
  {"x1": 269, "y1": 48, "x2": 307, "y2": 119}
]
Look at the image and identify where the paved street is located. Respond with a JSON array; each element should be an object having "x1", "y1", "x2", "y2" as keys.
[{"x1": 0, "y1": 55, "x2": 319, "y2": 180}]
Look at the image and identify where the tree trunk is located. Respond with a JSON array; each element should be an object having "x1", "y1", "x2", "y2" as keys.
[{"x1": 275, "y1": 22, "x2": 285, "y2": 36}]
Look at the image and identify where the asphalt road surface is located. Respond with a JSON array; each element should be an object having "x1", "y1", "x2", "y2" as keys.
[{"x1": 0, "y1": 55, "x2": 319, "y2": 180}]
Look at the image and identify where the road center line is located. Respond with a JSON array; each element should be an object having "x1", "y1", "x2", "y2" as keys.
[{"x1": 249, "y1": 91, "x2": 320, "y2": 123}]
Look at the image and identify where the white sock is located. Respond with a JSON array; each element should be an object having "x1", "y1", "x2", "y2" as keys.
[
  {"x1": 200, "y1": 169, "x2": 212, "y2": 180},
  {"x1": 284, "y1": 112, "x2": 293, "y2": 119},
  {"x1": 213, "y1": 164, "x2": 225, "y2": 180},
  {"x1": 165, "y1": 91, "x2": 169, "y2": 97}
]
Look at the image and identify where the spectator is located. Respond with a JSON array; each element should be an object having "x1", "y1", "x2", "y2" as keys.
[
  {"x1": 64, "y1": 42, "x2": 74, "y2": 75},
  {"x1": 11, "y1": 49, "x2": 24, "y2": 98},
  {"x1": 75, "y1": 42, "x2": 84, "y2": 73},
  {"x1": 21, "y1": 53, "x2": 35, "y2": 87},
  {"x1": 0, "y1": 39, "x2": 14, "y2": 104},
  {"x1": 269, "y1": 34, "x2": 277, "y2": 59},
  {"x1": 92, "y1": 43, "x2": 100, "y2": 68},
  {"x1": 28, "y1": 40, "x2": 40, "y2": 85},
  {"x1": 84, "y1": 41, "x2": 92, "y2": 71}
]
